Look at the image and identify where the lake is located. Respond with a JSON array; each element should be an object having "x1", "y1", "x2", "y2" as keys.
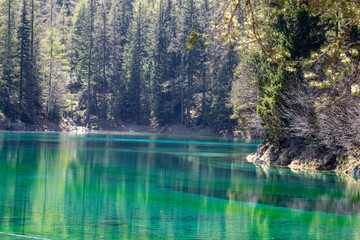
[{"x1": 0, "y1": 132, "x2": 359, "y2": 239}]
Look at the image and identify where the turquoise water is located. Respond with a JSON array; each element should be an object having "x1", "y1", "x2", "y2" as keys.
[{"x1": 0, "y1": 132, "x2": 359, "y2": 239}]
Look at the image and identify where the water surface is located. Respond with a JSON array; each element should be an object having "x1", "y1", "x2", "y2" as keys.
[{"x1": 0, "y1": 132, "x2": 359, "y2": 239}]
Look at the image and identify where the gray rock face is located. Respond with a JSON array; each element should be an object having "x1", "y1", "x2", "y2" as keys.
[
  {"x1": 246, "y1": 138, "x2": 343, "y2": 172},
  {"x1": 247, "y1": 143, "x2": 274, "y2": 167}
]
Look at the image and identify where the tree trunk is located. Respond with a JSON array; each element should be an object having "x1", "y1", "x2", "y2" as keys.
[
  {"x1": 86, "y1": 0, "x2": 94, "y2": 127},
  {"x1": 30, "y1": 0, "x2": 34, "y2": 60},
  {"x1": 19, "y1": 0, "x2": 26, "y2": 110},
  {"x1": 102, "y1": 3, "x2": 107, "y2": 119},
  {"x1": 46, "y1": 0, "x2": 53, "y2": 117},
  {"x1": 186, "y1": 72, "x2": 192, "y2": 124},
  {"x1": 7, "y1": 0, "x2": 11, "y2": 54},
  {"x1": 180, "y1": 53, "x2": 185, "y2": 125},
  {"x1": 29, "y1": 0, "x2": 35, "y2": 119}
]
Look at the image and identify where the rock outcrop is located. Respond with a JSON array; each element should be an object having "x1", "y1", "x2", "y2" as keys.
[{"x1": 247, "y1": 138, "x2": 360, "y2": 179}]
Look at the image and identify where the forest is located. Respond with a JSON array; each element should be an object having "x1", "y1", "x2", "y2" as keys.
[
  {"x1": 0, "y1": 0, "x2": 360, "y2": 170},
  {"x1": 0, "y1": 0, "x2": 249, "y2": 135}
]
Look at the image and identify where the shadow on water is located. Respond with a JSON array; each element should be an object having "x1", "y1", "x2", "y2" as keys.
[{"x1": 0, "y1": 132, "x2": 359, "y2": 239}]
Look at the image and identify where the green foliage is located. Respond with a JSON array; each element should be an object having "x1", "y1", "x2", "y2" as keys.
[
  {"x1": 256, "y1": 61, "x2": 286, "y2": 145},
  {"x1": 231, "y1": 4, "x2": 330, "y2": 144},
  {"x1": 207, "y1": 49, "x2": 238, "y2": 132},
  {"x1": 186, "y1": 30, "x2": 200, "y2": 50},
  {"x1": 274, "y1": 10, "x2": 328, "y2": 60}
]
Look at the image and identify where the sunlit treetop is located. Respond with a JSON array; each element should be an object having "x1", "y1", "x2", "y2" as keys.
[{"x1": 191, "y1": 0, "x2": 360, "y2": 91}]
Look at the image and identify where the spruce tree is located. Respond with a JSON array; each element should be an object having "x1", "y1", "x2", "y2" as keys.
[
  {"x1": 0, "y1": 0, "x2": 17, "y2": 118},
  {"x1": 108, "y1": 0, "x2": 133, "y2": 120},
  {"x1": 123, "y1": 4, "x2": 144, "y2": 122},
  {"x1": 18, "y1": 0, "x2": 32, "y2": 121},
  {"x1": 209, "y1": 48, "x2": 238, "y2": 132}
]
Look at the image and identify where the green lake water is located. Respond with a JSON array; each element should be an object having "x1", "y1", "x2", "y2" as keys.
[{"x1": 0, "y1": 132, "x2": 359, "y2": 239}]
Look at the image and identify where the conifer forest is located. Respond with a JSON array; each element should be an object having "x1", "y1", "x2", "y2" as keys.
[{"x1": 0, "y1": 0, "x2": 243, "y2": 133}]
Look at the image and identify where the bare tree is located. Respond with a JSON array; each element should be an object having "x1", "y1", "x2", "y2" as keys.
[{"x1": 280, "y1": 65, "x2": 360, "y2": 154}]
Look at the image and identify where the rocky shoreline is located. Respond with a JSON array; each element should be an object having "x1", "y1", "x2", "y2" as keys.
[{"x1": 246, "y1": 140, "x2": 360, "y2": 179}]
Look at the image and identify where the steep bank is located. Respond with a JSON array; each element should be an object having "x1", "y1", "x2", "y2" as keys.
[{"x1": 246, "y1": 138, "x2": 360, "y2": 179}]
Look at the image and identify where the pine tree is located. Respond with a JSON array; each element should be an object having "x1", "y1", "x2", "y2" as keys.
[
  {"x1": 150, "y1": 0, "x2": 169, "y2": 125},
  {"x1": 43, "y1": 0, "x2": 70, "y2": 122},
  {"x1": 16, "y1": 0, "x2": 42, "y2": 122},
  {"x1": 70, "y1": 0, "x2": 94, "y2": 123},
  {"x1": 182, "y1": 0, "x2": 203, "y2": 125},
  {"x1": 208, "y1": 48, "x2": 238, "y2": 132},
  {"x1": 0, "y1": 0, "x2": 18, "y2": 118},
  {"x1": 89, "y1": 0, "x2": 109, "y2": 120},
  {"x1": 85, "y1": 0, "x2": 94, "y2": 126},
  {"x1": 108, "y1": 0, "x2": 133, "y2": 120},
  {"x1": 123, "y1": 4, "x2": 145, "y2": 122},
  {"x1": 18, "y1": 0, "x2": 32, "y2": 121},
  {"x1": 98, "y1": 0, "x2": 109, "y2": 119}
]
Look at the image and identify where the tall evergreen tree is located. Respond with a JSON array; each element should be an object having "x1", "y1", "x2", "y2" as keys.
[
  {"x1": 71, "y1": 0, "x2": 94, "y2": 123},
  {"x1": 123, "y1": 4, "x2": 144, "y2": 122},
  {"x1": 18, "y1": 0, "x2": 33, "y2": 121},
  {"x1": 85, "y1": 0, "x2": 94, "y2": 126},
  {"x1": 108, "y1": 0, "x2": 133, "y2": 119},
  {"x1": 150, "y1": 0, "x2": 170, "y2": 125},
  {"x1": 208, "y1": 48, "x2": 238, "y2": 132},
  {"x1": 180, "y1": 0, "x2": 203, "y2": 125},
  {"x1": 0, "y1": 0, "x2": 17, "y2": 118}
]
